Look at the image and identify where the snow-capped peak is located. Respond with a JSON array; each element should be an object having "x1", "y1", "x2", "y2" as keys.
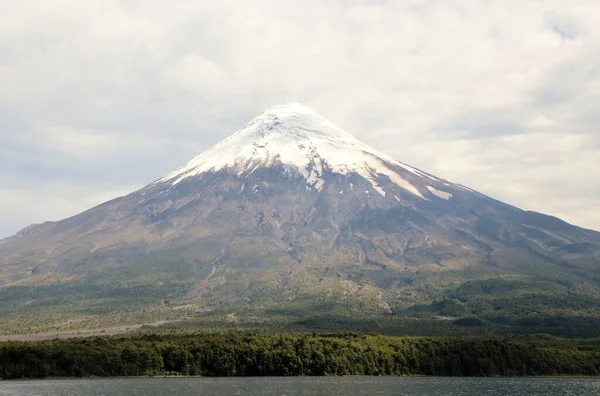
[{"x1": 159, "y1": 103, "x2": 437, "y2": 198}]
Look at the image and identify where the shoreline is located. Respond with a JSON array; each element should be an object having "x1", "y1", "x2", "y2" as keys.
[{"x1": 4, "y1": 375, "x2": 600, "y2": 381}]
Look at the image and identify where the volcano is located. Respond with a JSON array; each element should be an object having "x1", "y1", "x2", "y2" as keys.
[{"x1": 1, "y1": 103, "x2": 600, "y2": 334}]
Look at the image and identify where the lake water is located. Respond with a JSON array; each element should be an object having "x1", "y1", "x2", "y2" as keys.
[{"x1": 1, "y1": 377, "x2": 599, "y2": 396}]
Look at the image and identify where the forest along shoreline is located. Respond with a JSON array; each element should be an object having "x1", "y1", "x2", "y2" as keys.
[{"x1": 1, "y1": 333, "x2": 600, "y2": 379}]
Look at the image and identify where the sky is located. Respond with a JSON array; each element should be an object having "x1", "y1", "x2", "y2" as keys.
[{"x1": 1, "y1": 0, "x2": 599, "y2": 237}]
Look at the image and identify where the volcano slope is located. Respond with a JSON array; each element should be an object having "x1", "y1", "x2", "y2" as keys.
[{"x1": 1, "y1": 103, "x2": 600, "y2": 336}]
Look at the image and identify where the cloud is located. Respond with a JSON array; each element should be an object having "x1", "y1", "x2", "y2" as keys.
[
  {"x1": 0, "y1": 0, "x2": 599, "y2": 236},
  {"x1": 0, "y1": 179, "x2": 137, "y2": 236}
]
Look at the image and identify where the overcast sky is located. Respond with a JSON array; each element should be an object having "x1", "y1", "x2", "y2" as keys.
[{"x1": 1, "y1": 0, "x2": 599, "y2": 237}]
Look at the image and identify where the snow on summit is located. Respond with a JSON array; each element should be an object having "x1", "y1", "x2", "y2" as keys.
[{"x1": 160, "y1": 103, "x2": 440, "y2": 198}]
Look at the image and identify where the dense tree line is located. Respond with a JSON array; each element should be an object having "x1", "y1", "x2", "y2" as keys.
[{"x1": 1, "y1": 333, "x2": 599, "y2": 379}]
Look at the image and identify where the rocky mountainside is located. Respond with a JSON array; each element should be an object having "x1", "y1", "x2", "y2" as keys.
[{"x1": 1, "y1": 103, "x2": 600, "y2": 335}]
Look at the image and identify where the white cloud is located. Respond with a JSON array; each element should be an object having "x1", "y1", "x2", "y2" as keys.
[
  {"x1": 0, "y1": 0, "x2": 599, "y2": 236},
  {"x1": 0, "y1": 181, "x2": 138, "y2": 236}
]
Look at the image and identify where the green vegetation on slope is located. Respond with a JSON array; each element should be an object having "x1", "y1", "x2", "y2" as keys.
[
  {"x1": 1, "y1": 333, "x2": 600, "y2": 379},
  {"x1": 2, "y1": 247, "x2": 600, "y2": 338}
]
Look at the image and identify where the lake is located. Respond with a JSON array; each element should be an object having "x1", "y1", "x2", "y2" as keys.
[{"x1": 1, "y1": 377, "x2": 599, "y2": 396}]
